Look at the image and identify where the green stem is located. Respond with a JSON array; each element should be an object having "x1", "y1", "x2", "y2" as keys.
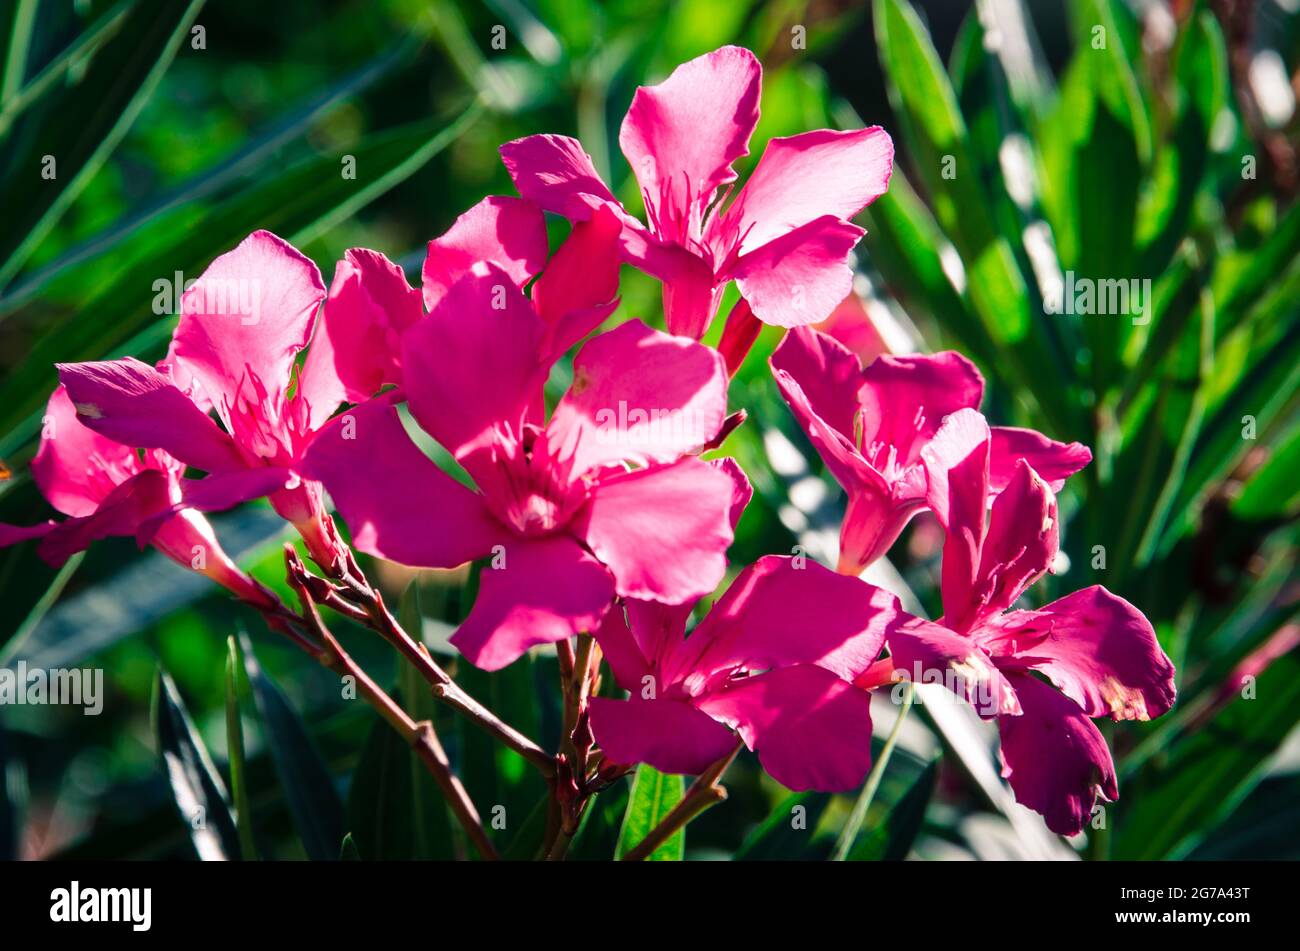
[{"x1": 832, "y1": 681, "x2": 915, "y2": 861}]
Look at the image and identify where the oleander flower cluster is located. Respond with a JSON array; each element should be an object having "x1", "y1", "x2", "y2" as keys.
[{"x1": 2, "y1": 45, "x2": 1176, "y2": 840}]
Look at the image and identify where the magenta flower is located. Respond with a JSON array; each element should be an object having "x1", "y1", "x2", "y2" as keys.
[
  {"x1": 884, "y1": 408, "x2": 1176, "y2": 835},
  {"x1": 500, "y1": 45, "x2": 894, "y2": 338},
  {"x1": 0, "y1": 387, "x2": 283, "y2": 607},
  {"x1": 302, "y1": 194, "x2": 621, "y2": 406},
  {"x1": 302, "y1": 265, "x2": 738, "y2": 671},
  {"x1": 589, "y1": 548, "x2": 903, "y2": 792},
  {"x1": 55, "y1": 230, "x2": 352, "y2": 571},
  {"x1": 771, "y1": 326, "x2": 1092, "y2": 574}
]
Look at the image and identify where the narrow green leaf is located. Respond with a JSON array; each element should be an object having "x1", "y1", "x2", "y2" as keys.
[
  {"x1": 347, "y1": 710, "x2": 419, "y2": 860},
  {"x1": 848, "y1": 759, "x2": 937, "y2": 861},
  {"x1": 0, "y1": 0, "x2": 205, "y2": 289},
  {"x1": 614, "y1": 764, "x2": 683, "y2": 861},
  {"x1": 238, "y1": 631, "x2": 344, "y2": 861},
  {"x1": 152, "y1": 669, "x2": 240, "y2": 861},
  {"x1": 1114, "y1": 648, "x2": 1300, "y2": 859},
  {"x1": 0, "y1": 107, "x2": 480, "y2": 448},
  {"x1": 339, "y1": 832, "x2": 361, "y2": 861},
  {"x1": 224, "y1": 636, "x2": 258, "y2": 860},
  {"x1": 396, "y1": 584, "x2": 456, "y2": 860},
  {"x1": 734, "y1": 792, "x2": 831, "y2": 861}
]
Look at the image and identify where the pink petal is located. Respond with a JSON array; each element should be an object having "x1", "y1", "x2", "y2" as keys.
[
  {"x1": 697, "y1": 666, "x2": 874, "y2": 792},
  {"x1": 0, "y1": 522, "x2": 57, "y2": 547},
  {"x1": 135, "y1": 466, "x2": 293, "y2": 548},
  {"x1": 401, "y1": 265, "x2": 548, "y2": 461},
  {"x1": 499, "y1": 134, "x2": 617, "y2": 221},
  {"x1": 730, "y1": 216, "x2": 863, "y2": 327},
  {"x1": 718, "y1": 127, "x2": 893, "y2": 255},
  {"x1": 589, "y1": 695, "x2": 738, "y2": 775},
  {"x1": 56, "y1": 358, "x2": 244, "y2": 474},
  {"x1": 546, "y1": 320, "x2": 728, "y2": 477},
  {"x1": 619, "y1": 46, "x2": 760, "y2": 239},
  {"x1": 172, "y1": 231, "x2": 326, "y2": 412},
  {"x1": 839, "y1": 485, "x2": 920, "y2": 574},
  {"x1": 532, "y1": 204, "x2": 622, "y2": 358},
  {"x1": 769, "y1": 327, "x2": 875, "y2": 491},
  {"x1": 31, "y1": 385, "x2": 141, "y2": 517},
  {"x1": 625, "y1": 598, "x2": 695, "y2": 677},
  {"x1": 302, "y1": 249, "x2": 422, "y2": 409},
  {"x1": 656, "y1": 245, "x2": 719, "y2": 339},
  {"x1": 971, "y1": 458, "x2": 1058, "y2": 624},
  {"x1": 422, "y1": 196, "x2": 549, "y2": 311},
  {"x1": 679, "y1": 555, "x2": 898, "y2": 684},
  {"x1": 860, "y1": 351, "x2": 985, "y2": 472},
  {"x1": 990, "y1": 426, "x2": 1092, "y2": 493},
  {"x1": 1013, "y1": 585, "x2": 1177, "y2": 721},
  {"x1": 997, "y1": 670, "x2": 1117, "y2": 836},
  {"x1": 300, "y1": 397, "x2": 506, "y2": 569},
  {"x1": 921, "y1": 407, "x2": 993, "y2": 632},
  {"x1": 770, "y1": 326, "x2": 863, "y2": 438},
  {"x1": 591, "y1": 603, "x2": 651, "y2": 689},
  {"x1": 577, "y1": 458, "x2": 734, "y2": 604},
  {"x1": 711, "y1": 456, "x2": 753, "y2": 531},
  {"x1": 36, "y1": 469, "x2": 172, "y2": 567},
  {"x1": 451, "y1": 535, "x2": 615, "y2": 671},
  {"x1": 886, "y1": 615, "x2": 1022, "y2": 718}
]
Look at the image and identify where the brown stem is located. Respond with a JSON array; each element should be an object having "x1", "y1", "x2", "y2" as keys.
[
  {"x1": 281, "y1": 548, "x2": 500, "y2": 861},
  {"x1": 621, "y1": 741, "x2": 742, "y2": 862},
  {"x1": 299, "y1": 553, "x2": 555, "y2": 777}
]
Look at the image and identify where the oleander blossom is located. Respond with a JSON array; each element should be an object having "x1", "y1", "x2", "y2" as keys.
[
  {"x1": 56, "y1": 230, "x2": 348, "y2": 572},
  {"x1": 500, "y1": 45, "x2": 894, "y2": 338},
  {"x1": 306, "y1": 195, "x2": 622, "y2": 405},
  {"x1": 771, "y1": 326, "x2": 1092, "y2": 574},
  {"x1": 302, "y1": 264, "x2": 739, "y2": 671},
  {"x1": 590, "y1": 546, "x2": 904, "y2": 791},
  {"x1": 0, "y1": 386, "x2": 282, "y2": 607},
  {"x1": 879, "y1": 408, "x2": 1177, "y2": 835}
]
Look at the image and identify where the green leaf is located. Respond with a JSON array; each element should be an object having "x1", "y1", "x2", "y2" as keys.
[
  {"x1": 847, "y1": 759, "x2": 937, "y2": 861},
  {"x1": 872, "y1": 0, "x2": 1074, "y2": 435},
  {"x1": 7, "y1": 507, "x2": 288, "y2": 669},
  {"x1": 339, "y1": 832, "x2": 361, "y2": 861},
  {"x1": 567, "y1": 780, "x2": 631, "y2": 860},
  {"x1": 0, "y1": 0, "x2": 205, "y2": 290},
  {"x1": 1233, "y1": 425, "x2": 1300, "y2": 520},
  {"x1": 224, "y1": 636, "x2": 258, "y2": 861},
  {"x1": 734, "y1": 792, "x2": 831, "y2": 861},
  {"x1": 396, "y1": 583, "x2": 457, "y2": 860},
  {"x1": 1107, "y1": 286, "x2": 1212, "y2": 584},
  {"x1": 1114, "y1": 647, "x2": 1300, "y2": 859},
  {"x1": 238, "y1": 631, "x2": 344, "y2": 861},
  {"x1": 152, "y1": 668, "x2": 240, "y2": 861},
  {"x1": 614, "y1": 764, "x2": 683, "y2": 861},
  {"x1": 0, "y1": 106, "x2": 480, "y2": 451},
  {"x1": 0, "y1": 720, "x2": 19, "y2": 860},
  {"x1": 347, "y1": 710, "x2": 420, "y2": 860}
]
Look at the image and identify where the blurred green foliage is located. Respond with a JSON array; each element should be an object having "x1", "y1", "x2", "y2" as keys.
[{"x1": 0, "y1": 0, "x2": 1296, "y2": 861}]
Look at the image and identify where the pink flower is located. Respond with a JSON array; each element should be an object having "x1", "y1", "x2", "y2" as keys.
[
  {"x1": 589, "y1": 546, "x2": 903, "y2": 792},
  {"x1": 882, "y1": 409, "x2": 1176, "y2": 835},
  {"x1": 302, "y1": 265, "x2": 738, "y2": 671},
  {"x1": 56, "y1": 231, "x2": 348, "y2": 571},
  {"x1": 500, "y1": 46, "x2": 894, "y2": 338},
  {"x1": 302, "y1": 195, "x2": 621, "y2": 406},
  {"x1": 771, "y1": 326, "x2": 1091, "y2": 574},
  {"x1": 0, "y1": 387, "x2": 282, "y2": 607}
]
